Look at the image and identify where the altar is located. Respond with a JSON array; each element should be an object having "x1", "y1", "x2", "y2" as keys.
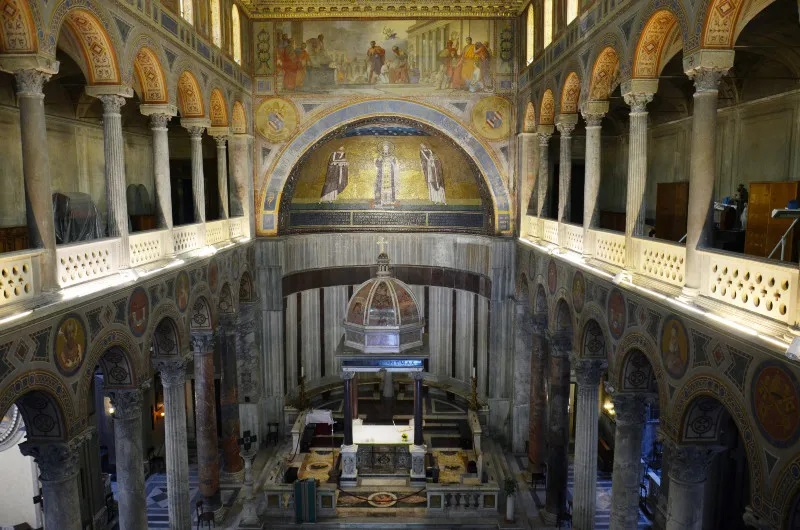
[{"x1": 353, "y1": 419, "x2": 414, "y2": 445}]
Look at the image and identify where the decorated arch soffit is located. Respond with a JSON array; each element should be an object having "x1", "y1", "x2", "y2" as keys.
[
  {"x1": 257, "y1": 99, "x2": 512, "y2": 236},
  {"x1": 632, "y1": 8, "x2": 684, "y2": 79},
  {"x1": 589, "y1": 46, "x2": 620, "y2": 101},
  {"x1": 560, "y1": 72, "x2": 581, "y2": 114},
  {"x1": 539, "y1": 89, "x2": 555, "y2": 125},
  {"x1": 210, "y1": 88, "x2": 229, "y2": 127},
  {"x1": 55, "y1": 7, "x2": 121, "y2": 85},
  {"x1": 178, "y1": 70, "x2": 205, "y2": 118},
  {"x1": 0, "y1": 0, "x2": 39, "y2": 54},
  {"x1": 232, "y1": 101, "x2": 248, "y2": 134},
  {"x1": 523, "y1": 102, "x2": 536, "y2": 132},
  {"x1": 133, "y1": 46, "x2": 169, "y2": 104}
]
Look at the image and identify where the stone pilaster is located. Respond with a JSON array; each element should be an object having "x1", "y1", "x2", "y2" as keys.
[
  {"x1": 527, "y1": 316, "x2": 547, "y2": 471},
  {"x1": 571, "y1": 358, "x2": 607, "y2": 530},
  {"x1": 183, "y1": 120, "x2": 209, "y2": 223},
  {"x1": 19, "y1": 434, "x2": 88, "y2": 530},
  {"x1": 683, "y1": 66, "x2": 729, "y2": 296},
  {"x1": 192, "y1": 332, "x2": 221, "y2": 510},
  {"x1": 155, "y1": 356, "x2": 192, "y2": 530},
  {"x1": 556, "y1": 115, "x2": 578, "y2": 227},
  {"x1": 537, "y1": 126, "x2": 555, "y2": 218},
  {"x1": 108, "y1": 388, "x2": 147, "y2": 530},
  {"x1": 581, "y1": 100, "x2": 608, "y2": 259},
  {"x1": 622, "y1": 91, "x2": 654, "y2": 269},
  {"x1": 609, "y1": 393, "x2": 648, "y2": 530},
  {"x1": 543, "y1": 331, "x2": 571, "y2": 524},
  {"x1": 666, "y1": 443, "x2": 726, "y2": 530},
  {"x1": 14, "y1": 69, "x2": 57, "y2": 289},
  {"x1": 208, "y1": 127, "x2": 230, "y2": 219}
]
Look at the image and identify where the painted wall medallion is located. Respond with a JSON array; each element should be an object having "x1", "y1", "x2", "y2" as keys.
[
  {"x1": 176, "y1": 271, "x2": 190, "y2": 312},
  {"x1": 660, "y1": 316, "x2": 689, "y2": 379},
  {"x1": 208, "y1": 259, "x2": 219, "y2": 293},
  {"x1": 607, "y1": 288, "x2": 626, "y2": 340},
  {"x1": 128, "y1": 287, "x2": 149, "y2": 337},
  {"x1": 572, "y1": 271, "x2": 585, "y2": 313},
  {"x1": 471, "y1": 95, "x2": 512, "y2": 140},
  {"x1": 256, "y1": 97, "x2": 298, "y2": 143},
  {"x1": 751, "y1": 361, "x2": 800, "y2": 448},
  {"x1": 547, "y1": 259, "x2": 557, "y2": 294},
  {"x1": 54, "y1": 314, "x2": 87, "y2": 376}
]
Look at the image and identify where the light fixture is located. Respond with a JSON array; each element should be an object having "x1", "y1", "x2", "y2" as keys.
[{"x1": 108, "y1": 406, "x2": 115, "y2": 415}]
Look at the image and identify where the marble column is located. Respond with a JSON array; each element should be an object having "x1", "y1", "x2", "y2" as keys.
[
  {"x1": 527, "y1": 317, "x2": 547, "y2": 472},
  {"x1": 382, "y1": 370, "x2": 394, "y2": 398},
  {"x1": 683, "y1": 66, "x2": 728, "y2": 296},
  {"x1": 208, "y1": 128, "x2": 230, "y2": 219},
  {"x1": 341, "y1": 371, "x2": 358, "y2": 484},
  {"x1": 220, "y1": 319, "x2": 243, "y2": 478},
  {"x1": 183, "y1": 121, "x2": 208, "y2": 223},
  {"x1": 571, "y1": 359, "x2": 607, "y2": 530},
  {"x1": 666, "y1": 443, "x2": 725, "y2": 530},
  {"x1": 343, "y1": 371, "x2": 354, "y2": 446},
  {"x1": 184, "y1": 381, "x2": 196, "y2": 441},
  {"x1": 519, "y1": 131, "x2": 538, "y2": 217},
  {"x1": 413, "y1": 372, "x2": 424, "y2": 446},
  {"x1": 228, "y1": 134, "x2": 252, "y2": 221},
  {"x1": 140, "y1": 104, "x2": 177, "y2": 243},
  {"x1": 108, "y1": 388, "x2": 147, "y2": 530},
  {"x1": 351, "y1": 372, "x2": 359, "y2": 420},
  {"x1": 537, "y1": 127, "x2": 555, "y2": 218},
  {"x1": 543, "y1": 332, "x2": 571, "y2": 524},
  {"x1": 623, "y1": 91, "x2": 654, "y2": 269},
  {"x1": 512, "y1": 296, "x2": 533, "y2": 453},
  {"x1": 192, "y1": 333, "x2": 221, "y2": 510},
  {"x1": 156, "y1": 356, "x2": 191, "y2": 530},
  {"x1": 581, "y1": 101, "x2": 608, "y2": 259},
  {"x1": 609, "y1": 393, "x2": 647, "y2": 530},
  {"x1": 13, "y1": 69, "x2": 57, "y2": 289},
  {"x1": 239, "y1": 446, "x2": 259, "y2": 524},
  {"x1": 19, "y1": 436, "x2": 86, "y2": 530},
  {"x1": 95, "y1": 93, "x2": 130, "y2": 263},
  {"x1": 556, "y1": 115, "x2": 578, "y2": 226}
]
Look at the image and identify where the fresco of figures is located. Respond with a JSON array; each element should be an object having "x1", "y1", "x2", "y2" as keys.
[{"x1": 273, "y1": 19, "x2": 512, "y2": 94}]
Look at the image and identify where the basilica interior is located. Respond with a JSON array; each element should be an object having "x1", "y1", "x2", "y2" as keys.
[{"x1": 0, "y1": 0, "x2": 799, "y2": 529}]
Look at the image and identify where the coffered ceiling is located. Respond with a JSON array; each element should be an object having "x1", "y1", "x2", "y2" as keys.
[{"x1": 237, "y1": 0, "x2": 525, "y2": 19}]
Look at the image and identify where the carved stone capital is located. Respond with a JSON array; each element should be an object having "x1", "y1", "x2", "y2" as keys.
[
  {"x1": 545, "y1": 329, "x2": 572, "y2": 357},
  {"x1": 19, "y1": 435, "x2": 90, "y2": 482},
  {"x1": 186, "y1": 125, "x2": 206, "y2": 139},
  {"x1": 149, "y1": 113, "x2": 172, "y2": 130},
  {"x1": 686, "y1": 66, "x2": 728, "y2": 93},
  {"x1": 155, "y1": 357, "x2": 189, "y2": 386},
  {"x1": 107, "y1": 388, "x2": 143, "y2": 421},
  {"x1": 556, "y1": 121, "x2": 576, "y2": 137},
  {"x1": 214, "y1": 134, "x2": 229, "y2": 147},
  {"x1": 668, "y1": 444, "x2": 726, "y2": 484},
  {"x1": 15, "y1": 69, "x2": 51, "y2": 98},
  {"x1": 623, "y1": 92, "x2": 653, "y2": 113},
  {"x1": 581, "y1": 112, "x2": 605, "y2": 127},
  {"x1": 573, "y1": 358, "x2": 607, "y2": 387},
  {"x1": 97, "y1": 94, "x2": 127, "y2": 115},
  {"x1": 191, "y1": 332, "x2": 215, "y2": 354},
  {"x1": 611, "y1": 392, "x2": 647, "y2": 426},
  {"x1": 341, "y1": 371, "x2": 355, "y2": 381},
  {"x1": 537, "y1": 132, "x2": 553, "y2": 147}
]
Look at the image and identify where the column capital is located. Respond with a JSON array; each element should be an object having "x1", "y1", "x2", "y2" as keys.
[
  {"x1": 140, "y1": 103, "x2": 178, "y2": 118},
  {"x1": 182, "y1": 118, "x2": 211, "y2": 137},
  {"x1": 19, "y1": 429, "x2": 92, "y2": 482},
  {"x1": 668, "y1": 444, "x2": 726, "y2": 483},
  {"x1": 611, "y1": 392, "x2": 647, "y2": 425},
  {"x1": 341, "y1": 371, "x2": 355, "y2": 380},
  {"x1": 572, "y1": 358, "x2": 607, "y2": 386},
  {"x1": 155, "y1": 356, "x2": 190, "y2": 386},
  {"x1": 191, "y1": 332, "x2": 215, "y2": 355},
  {"x1": 14, "y1": 69, "x2": 53, "y2": 97},
  {"x1": 0, "y1": 54, "x2": 58, "y2": 78},
  {"x1": 556, "y1": 113, "x2": 579, "y2": 136},
  {"x1": 537, "y1": 125, "x2": 555, "y2": 145},
  {"x1": 149, "y1": 113, "x2": 172, "y2": 130},
  {"x1": 742, "y1": 506, "x2": 772, "y2": 530},
  {"x1": 96, "y1": 93, "x2": 128, "y2": 114},
  {"x1": 208, "y1": 126, "x2": 231, "y2": 139},
  {"x1": 623, "y1": 92, "x2": 654, "y2": 113},
  {"x1": 686, "y1": 65, "x2": 729, "y2": 93},
  {"x1": 545, "y1": 329, "x2": 572, "y2": 357},
  {"x1": 107, "y1": 388, "x2": 143, "y2": 421}
]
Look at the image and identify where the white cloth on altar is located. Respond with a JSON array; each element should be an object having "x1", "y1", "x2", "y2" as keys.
[{"x1": 352, "y1": 418, "x2": 414, "y2": 445}]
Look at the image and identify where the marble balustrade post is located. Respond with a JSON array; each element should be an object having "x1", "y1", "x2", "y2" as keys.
[
  {"x1": 543, "y1": 332, "x2": 572, "y2": 524},
  {"x1": 571, "y1": 358, "x2": 607, "y2": 530},
  {"x1": 537, "y1": 127, "x2": 555, "y2": 219},
  {"x1": 220, "y1": 316, "x2": 243, "y2": 478},
  {"x1": 192, "y1": 332, "x2": 221, "y2": 511},
  {"x1": 413, "y1": 371, "x2": 424, "y2": 446},
  {"x1": 665, "y1": 443, "x2": 726, "y2": 530},
  {"x1": 108, "y1": 388, "x2": 147, "y2": 530},
  {"x1": 13, "y1": 68, "x2": 58, "y2": 289},
  {"x1": 527, "y1": 317, "x2": 547, "y2": 472},
  {"x1": 156, "y1": 356, "x2": 192, "y2": 530},
  {"x1": 183, "y1": 121, "x2": 209, "y2": 223},
  {"x1": 19, "y1": 433, "x2": 90, "y2": 530},
  {"x1": 556, "y1": 115, "x2": 578, "y2": 229},
  {"x1": 343, "y1": 371, "x2": 354, "y2": 446},
  {"x1": 623, "y1": 91, "x2": 654, "y2": 269},
  {"x1": 683, "y1": 66, "x2": 729, "y2": 296},
  {"x1": 609, "y1": 393, "x2": 647, "y2": 530},
  {"x1": 140, "y1": 104, "x2": 177, "y2": 252},
  {"x1": 581, "y1": 101, "x2": 608, "y2": 259}
]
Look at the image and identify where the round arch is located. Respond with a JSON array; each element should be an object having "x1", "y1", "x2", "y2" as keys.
[
  {"x1": 539, "y1": 89, "x2": 555, "y2": 126},
  {"x1": 553, "y1": 296, "x2": 575, "y2": 335},
  {"x1": 132, "y1": 45, "x2": 169, "y2": 104},
  {"x1": 0, "y1": 0, "x2": 39, "y2": 54},
  {"x1": 77, "y1": 327, "x2": 142, "y2": 409},
  {"x1": 560, "y1": 72, "x2": 581, "y2": 114},
  {"x1": 258, "y1": 99, "x2": 511, "y2": 232},
  {"x1": 149, "y1": 316, "x2": 183, "y2": 358},
  {"x1": 189, "y1": 294, "x2": 215, "y2": 332},
  {"x1": 177, "y1": 70, "x2": 205, "y2": 118},
  {"x1": 589, "y1": 46, "x2": 621, "y2": 101},
  {"x1": 0, "y1": 371, "x2": 77, "y2": 439},
  {"x1": 579, "y1": 318, "x2": 607, "y2": 359},
  {"x1": 218, "y1": 282, "x2": 235, "y2": 314},
  {"x1": 231, "y1": 100, "x2": 247, "y2": 134},
  {"x1": 633, "y1": 9, "x2": 684, "y2": 79},
  {"x1": 700, "y1": 0, "x2": 768, "y2": 48},
  {"x1": 523, "y1": 102, "x2": 537, "y2": 132},
  {"x1": 53, "y1": 7, "x2": 122, "y2": 85},
  {"x1": 210, "y1": 88, "x2": 229, "y2": 127},
  {"x1": 612, "y1": 332, "x2": 669, "y2": 417},
  {"x1": 238, "y1": 270, "x2": 255, "y2": 303}
]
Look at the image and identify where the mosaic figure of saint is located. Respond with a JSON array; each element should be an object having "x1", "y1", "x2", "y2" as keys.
[
  {"x1": 320, "y1": 147, "x2": 349, "y2": 202},
  {"x1": 374, "y1": 141, "x2": 399, "y2": 207},
  {"x1": 419, "y1": 143, "x2": 446, "y2": 204}
]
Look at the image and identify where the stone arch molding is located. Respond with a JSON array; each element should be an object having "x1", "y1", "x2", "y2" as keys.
[
  {"x1": 630, "y1": 4, "x2": 689, "y2": 79},
  {"x1": 258, "y1": 99, "x2": 511, "y2": 234}
]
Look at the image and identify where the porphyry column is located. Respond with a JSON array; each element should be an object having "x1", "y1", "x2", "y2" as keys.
[
  {"x1": 108, "y1": 387, "x2": 147, "y2": 530},
  {"x1": 536, "y1": 126, "x2": 555, "y2": 219},
  {"x1": 571, "y1": 358, "x2": 607, "y2": 530},
  {"x1": 183, "y1": 120, "x2": 210, "y2": 223},
  {"x1": 527, "y1": 316, "x2": 547, "y2": 472},
  {"x1": 543, "y1": 331, "x2": 571, "y2": 524},
  {"x1": 156, "y1": 356, "x2": 192, "y2": 530},
  {"x1": 666, "y1": 443, "x2": 725, "y2": 530},
  {"x1": 581, "y1": 101, "x2": 608, "y2": 259},
  {"x1": 622, "y1": 86, "x2": 654, "y2": 269},
  {"x1": 208, "y1": 127, "x2": 230, "y2": 219},
  {"x1": 609, "y1": 393, "x2": 647, "y2": 530},
  {"x1": 219, "y1": 316, "x2": 243, "y2": 479},
  {"x1": 683, "y1": 62, "x2": 730, "y2": 296},
  {"x1": 192, "y1": 332, "x2": 221, "y2": 511}
]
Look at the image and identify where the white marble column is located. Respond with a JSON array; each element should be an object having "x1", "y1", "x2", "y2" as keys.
[
  {"x1": 19, "y1": 433, "x2": 90, "y2": 530},
  {"x1": 623, "y1": 89, "x2": 654, "y2": 269},
  {"x1": 556, "y1": 114, "x2": 578, "y2": 226},
  {"x1": 581, "y1": 101, "x2": 608, "y2": 259},
  {"x1": 683, "y1": 64, "x2": 729, "y2": 296},
  {"x1": 609, "y1": 393, "x2": 647, "y2": 530},
  {"x1": 182, "y1": 120, "x2": 210, "y2": 223},
  {"x1": 140, "y1": 104, "x2": 177, "y2": 252},
  {"x1": 156, "y1": 356, "x2": 192, "y2": 530},
  {"x1": 208, "y1": 127, "x2": 230, "y2": 219},
  {"x1": 571, "y1": 358, "x2": 606, "y2": 530},
  {"x1": 107, "y1": 388, "x2": 147, "y2": 530},
  {"x1": 11, "y1": 67, "x2": 58, "y2": 289},
  {"x1": 666, "y1": 443, "x2": 725, "y2": 530},
  {"x1": 537, "y1": 126, "x2": 555, "y2": 219},
  {"x1": 228, "y1": 134, "x2": 252, "y2": 221}
]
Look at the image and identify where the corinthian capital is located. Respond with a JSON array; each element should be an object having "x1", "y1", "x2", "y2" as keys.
[
  {"x1": 573, "y1": 358, "x2": 608, "y2": 386},
  {"x1": 687, "y1": 66, "x2": 729, "y2": 93},
  {"x1": 19, "y1": 436, "x2": 89, "y2": 482},
  {"x1": 668, "y1": 444, "x2": 726, "y2": 483},
  {"x1": 107, "y1": 388, "x2": 143, "y2": 421},
  {"x1": 623, "y1": 92, "x2": 653, "y2": 113},
  {"x1": 149, "y1": 113, "x2": 172, "y2": 130},
  {"x1": 97, "y1": 94, "x2": 127, "y2": 115},
  {"x1": 15, "y1": 69, "x2": 51, "y2": 97},
  {"x1": 155, "y1": 357, "x2": 189, "y2": 386}
]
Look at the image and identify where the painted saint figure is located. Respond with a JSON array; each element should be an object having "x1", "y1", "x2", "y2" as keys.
[
  {"x1": 320, "y1": 147, "x2": 349, "y2": 202},
  {"x1": 374, "y1": 141, "x2": 399, "y2": 207},
  {"x1": 455, "y1": 37, "x2": 477, "y2": 89},
  {"x1": 419, "y1": 143, "x2": 446, "y2": 204},
  {"x1": 367, "y1": 41, "x2": 386, "y2": 84}
]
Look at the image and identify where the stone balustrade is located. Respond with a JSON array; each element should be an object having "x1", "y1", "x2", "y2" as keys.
[
  {"x1": 636, "y1": 237, "x2": 686, "y2": 287},
  {"x1": 129, "y1": 229, "x2": 170, "y2": 268},
  {"x1": 205, "y1": 219, "x2": 229, "y2": 245},
  {"x1": 0, "y1": 249, "x2": 40, "y2": 306},
  {"x1": 229, "y1": 216, "x2": 245, "y2": 239},
  {"x1": 172, "y1": 223, "x2": 203, "y2": 254},
  {"x1": 426, "y1": 484, "x2": 500, "y2": 516},
  {"x1": 592, "y1": 228, "x2": 626, "y2": 268},
  {"x1": 57, "y1": 237, "x2": 120, "y2": 288},
  {"x1": 563, "y1": 223, "x2": 584, "y2": 254},
  {"x1": 542, "y1": 219, "x2": 559, "y2": 245}
]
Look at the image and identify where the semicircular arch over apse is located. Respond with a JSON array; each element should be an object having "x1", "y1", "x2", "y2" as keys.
[{"x1": 277, "y1": 117, "x2": 496, "y2": 235}]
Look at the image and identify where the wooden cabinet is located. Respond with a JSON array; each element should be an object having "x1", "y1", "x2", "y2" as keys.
[
  {"x1": 655, "y1": 181, "x2": 689, "y2": 242},
  {"x1": 744, "y1": 181, "x2": 799, "y2": 261}
]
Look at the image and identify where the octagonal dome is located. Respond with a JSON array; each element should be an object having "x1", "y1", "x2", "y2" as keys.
[{"x1": 343, "y1": 251, "x2": 424, "y2": 354}]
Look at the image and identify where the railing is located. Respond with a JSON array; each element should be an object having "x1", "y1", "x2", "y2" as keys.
[
  {"x1": 700, "y1": 249, "x2": 799, "y2": 325},
  {"x1": 563, "y1": 223, "x2": 583, "y2": 255},
  {"x1": 636, "y1": 238, "x2": 686, "y2": 287},
  {"x1": 542, "y1": 219, "x2": 559, "y2": 245},
  {"x1": 0, "y1": 249, "x2": 39, "y2": 306},
  {"x1": 229, "y1": 216, "x2": 245, "y2": 239},
  {"x1": 205, "y1": 219, "x2": 229, "y2": 245},
  {"x1": 592, "y1": 229, "x2": 626, "y2": 268},
  {"x1": 426, "y1": 484, "x2": 499, "y2": 516},
  {"x1": 173, "y1": 223, "x2": 202, "y2": 254},
  {"x1": 129, "y1": 229, "x2": 169, "y2": 267},
  {"x1": 262, "y1": 485, "x2": 295, "y2": 517},
  {"x1": 56, "y1": 238, "x2": 120, "y2": 288}
]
